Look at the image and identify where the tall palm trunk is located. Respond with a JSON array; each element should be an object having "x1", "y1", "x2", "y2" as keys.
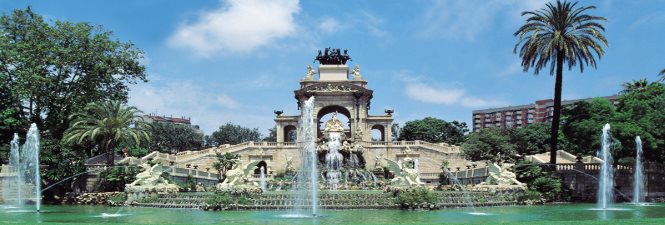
[{"x1": 550, "y1": 52, "x2": 564, "y2": 166}]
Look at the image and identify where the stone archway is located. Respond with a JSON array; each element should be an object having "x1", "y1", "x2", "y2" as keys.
[
  {"x1": 371, "y1": 124, "x2": 385, "y2": 141},
  {"x1": 316, "y1": 105, "x2": 352, "y2": 138},
  {"x1": 254, "y1": 161, "x2": 268, "y2": 175},
  {"x1": 283, "y1": 125, "x2": 297, "y2": 142}
]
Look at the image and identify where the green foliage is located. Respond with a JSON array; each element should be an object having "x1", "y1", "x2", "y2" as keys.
[
  {"x1": 398, "y1": 117, "x2": 468, "y2": 144},
  {"x1": 100, "y1": 165, "x2": 141, "y2": 192},
  {"x1": 109, "y1": 194, "x2": 127, "y2": 203},
  {"x1": 210, "y1": 123, "x2": 261, "y2": 145},
  {"x1": 63, "y1": 101, "x2": 152, "y2": 166},
  {"x1": 149, "y1": 122, "x2": 204, "y2": 153},
  {"x1": 561, "y1": 85, "x2": 665, "y2": 163},
  {"x1": 513, "y1": 161, "x2": 562, "y2": 201},
  {"x1": 462, "y1": 127, "x2": 517, "y2": 162},
  {"x1": 212, "y1": 152, "x2": 240, "y2": 183},
  {"x1": 518, "y1": 190, "x2": 544, "y2": 202},
  {"x1": 622, "y1": 79, "x2": 650, "y2": 94},
  {"x1": 40, "y1": 137, "x2": 86, "y2": 184},
  {"x1": 0, "y1": 7, "x2": 147, "y2": 140},
  {"x1": 531, "y1": 176, "x2": 562, "y2": 200},
  {"x1": 0, "y1": 7, "x2": 147, "y2": 195},
  {"x1": 510, "y1": 123, "x2": 552, "y2": 156},
  {"x1": 393, "y1": 187, "x2": 438, "y2": 207},
  {"x1": 206, "y1": 192, "x2": 251, "y2": 206}
]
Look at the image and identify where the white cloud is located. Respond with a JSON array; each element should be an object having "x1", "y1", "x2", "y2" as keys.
[
  {"x1": 319, "y1": 17, "x2": 340, "y2": 33},
  {"x1": 405, "y1": 83, "x2": 464, "y2": 104},
  {"x1": 498, "y1": 61, "x2": 522, "y2": 77},
  {"x1": 417, "y1": 0, "x2": 547, "y2": 40},
  {"x1": 216, "y1": 95, "x2": 239, "y2": 109},
  {"x1": 405, "y1": 82, "x2": 507, "y2": 108},
  {"x1": 361, "y1": 12, "x2": 392, "y2": 41},
  {"x1": 168, "y1": 0, "x2": 301, "y2": 56},
  {"x1": 128, "y1": 81, "x2": 273, "y2": 134}
]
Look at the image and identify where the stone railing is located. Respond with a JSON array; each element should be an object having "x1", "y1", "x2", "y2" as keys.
[
  {"x1": 153, "y1": 140, "x2": 461, "y2": 165},
  {"x1": 556, "y1": 163, "x2": 632, "y2": 171}
]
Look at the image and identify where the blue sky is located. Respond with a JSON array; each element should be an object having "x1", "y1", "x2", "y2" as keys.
[{"x1": 2, "y1": 0, "x2": 664, "y2": 135}]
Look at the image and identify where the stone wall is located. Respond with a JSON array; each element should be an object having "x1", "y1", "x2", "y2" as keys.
[{"x1": 557, "y1": 162, "x2": 665, "y2": 202}]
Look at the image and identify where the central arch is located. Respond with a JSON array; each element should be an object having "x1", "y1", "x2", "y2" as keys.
[{"x1": 316, "y1": 105, "x2": 352, "y2": 139}]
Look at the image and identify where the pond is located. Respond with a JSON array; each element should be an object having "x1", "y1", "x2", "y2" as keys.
[{"x1": 2, "y1": 203, "x2": 664, "y2": 224}]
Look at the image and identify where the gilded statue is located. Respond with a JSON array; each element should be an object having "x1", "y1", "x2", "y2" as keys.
[{"x1": 324, "y1": 111, "x2": 344, "y2": 132}]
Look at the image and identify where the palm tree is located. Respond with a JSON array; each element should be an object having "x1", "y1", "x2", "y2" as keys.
[
  {"x1": 621, "y1": 78, "x2": 649, "y2": 94},
  {"x1": 63, "y1": 101, "x2": 151, "y2": 166},
  {"x1": 659, "y1": 69, "x2": 665, "y2": 81},
  {"x1": 514, "y1": 1, "x2": 607, "y2": 165},
  {"x1": 212, "y1": 152, "x2": 240, "y2": 183}
]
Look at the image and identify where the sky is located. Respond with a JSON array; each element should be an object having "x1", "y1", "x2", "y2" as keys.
[{"x1": 2, "y1": 0, "x2": 664, "y2": 136}]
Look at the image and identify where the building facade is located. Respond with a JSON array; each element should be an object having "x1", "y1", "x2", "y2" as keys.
[
  {"x1": 143, "y1": 114, "x2": 193, "y2": 126},
  {"x1": 471, "y1": 96, "x2": 619, "y2": 131}
]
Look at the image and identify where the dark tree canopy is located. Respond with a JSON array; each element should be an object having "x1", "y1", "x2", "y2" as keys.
[
  {"x1": 0, "y1": 7, "x2": 147, "y2": 140},
  {"x1": 149, "y1": 123, "x2": 204, "y2": 153},
  {"x1": 461, "y1": 127, "x2": 517, "y2": 163},
  {"x1": 210, "y1": 123, "x2": 262, "y2": 145},
  {"x1": 398, "y1": 117, "x2": 468, "y2": 145}
]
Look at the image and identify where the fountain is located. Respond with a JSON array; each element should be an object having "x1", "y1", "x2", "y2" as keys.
[
  {"x1": 324, "y1": 132, "x2": 343, "y2": 190},
  {"x1": 291, "y1": 96, "x2": 318, "y2": 217},
  {"x1": 597, "y1": 123, "x2": 613, "y2": 209},
  {"x1": 633, "y1": 136, "x2": 644, "y2": 204},
  {"x1": 260, "y1": 166, "x2": 266, "y2": 192},
  {"x1": 2, "y1": 124, "x2": 41, "y2": 212},
  {"x1": 2, "y1": 134, "x2": 22, "y2": 207}
]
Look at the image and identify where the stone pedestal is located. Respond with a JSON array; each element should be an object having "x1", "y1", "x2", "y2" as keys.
[{"x1": 318, "y1": 65, "x2": 349, "y2": 81}]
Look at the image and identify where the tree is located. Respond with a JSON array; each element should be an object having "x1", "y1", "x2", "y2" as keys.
[
  {"x1": 212, "y1": 152, "x2": 240, "y2": 183},
  {"x1": 461, "y1": 127, "x2": 518, "y2": 162},
  {"x1": 149, "y1": 122, "x2": 204, "y2": 153},
  {"x1": 621, "y1": 79, "x2": 650, "y2": 94},
  {"x1": 63, "y1": 101, "x2": 151, "y2": 166},
  {"x1": 510, "y1": 123, "x2": 552, "y2": 156},
  {"x1": 659, "y1": 69, "x2": 665, "y2": 82},
  {"x1": 514, "y1": 1, "x2": 608, "y2": 165},
  {"x1": 0, "y1": 8, "x2": 147, "y2": 140},
  {"x1": 398, "y1": 117, "x2": 468, "y2": 145},
  {"x1": 561, "y1": 98, "x2": 617, "y2": 156},
  {"x1": 210, "y1": 123, "x2": 261, "y2": 145},
  {"x1": 263, "y1": 126, "x2": 277, "y2": 142}
]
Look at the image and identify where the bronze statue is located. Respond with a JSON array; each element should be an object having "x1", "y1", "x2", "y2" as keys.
[{"x1": 314, "y1": 47, "x2": 351, "y2": 65}]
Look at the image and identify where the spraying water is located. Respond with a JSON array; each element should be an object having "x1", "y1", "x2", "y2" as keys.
[
  {"x1": 3, "y1": 134, "x2": 22, "y2": 206},
  {"x1": 260, "y1": 166, "x2": 266, "y2": 192},
  {"x1": 597, "y1": 123, "x2": 613, "y2": 209},
  {"x1": 325, "y1": 132, "x2": 343, "y2": 190},
  {"x1": 633, "y1": 136, "x2": 644, "y2": 204},
  {"x1": 292, "y1": 96, "x2": 318, "y2": 217}
]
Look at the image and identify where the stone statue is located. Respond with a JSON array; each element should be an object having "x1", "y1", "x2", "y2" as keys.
[
  {"x1": 128, "y1": 163, "x2": 170, "y2": 187},
  {"x1": 324, "y1": 112, "x2": 344, "y2": 132},
  {"x1": 354, "y1": 126, "x2": 363, "y2": 140},
  {"x1": 125, "y1": 163, "x2": 179, "y2": 202},
  {"x1": 351, "y1": 65, "x2": 362, "y2": 80},
  {"x1": 342, "y1": 141, "x2": 351, "y2": 152},
  {"x1": 304, "y1": 65, "x2": 316, "y2": 80},
  {"x1": 285, "y1": 156, "x2": 295, "y2": 173},
  {"x1": 479, "y1": 163, "x2": 524, "y2": 186},
  {"x1": 374, "y1": 154, "x2": 383, "y2": 169}
]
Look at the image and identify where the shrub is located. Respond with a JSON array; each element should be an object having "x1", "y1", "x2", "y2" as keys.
[{"x1": 393, "y1": 187, "x2": 438, "y2": 208}]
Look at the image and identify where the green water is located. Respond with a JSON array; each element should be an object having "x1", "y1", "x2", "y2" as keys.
[{"x1": 2, "y1": 204, "x2": 664, "y2": 224}]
